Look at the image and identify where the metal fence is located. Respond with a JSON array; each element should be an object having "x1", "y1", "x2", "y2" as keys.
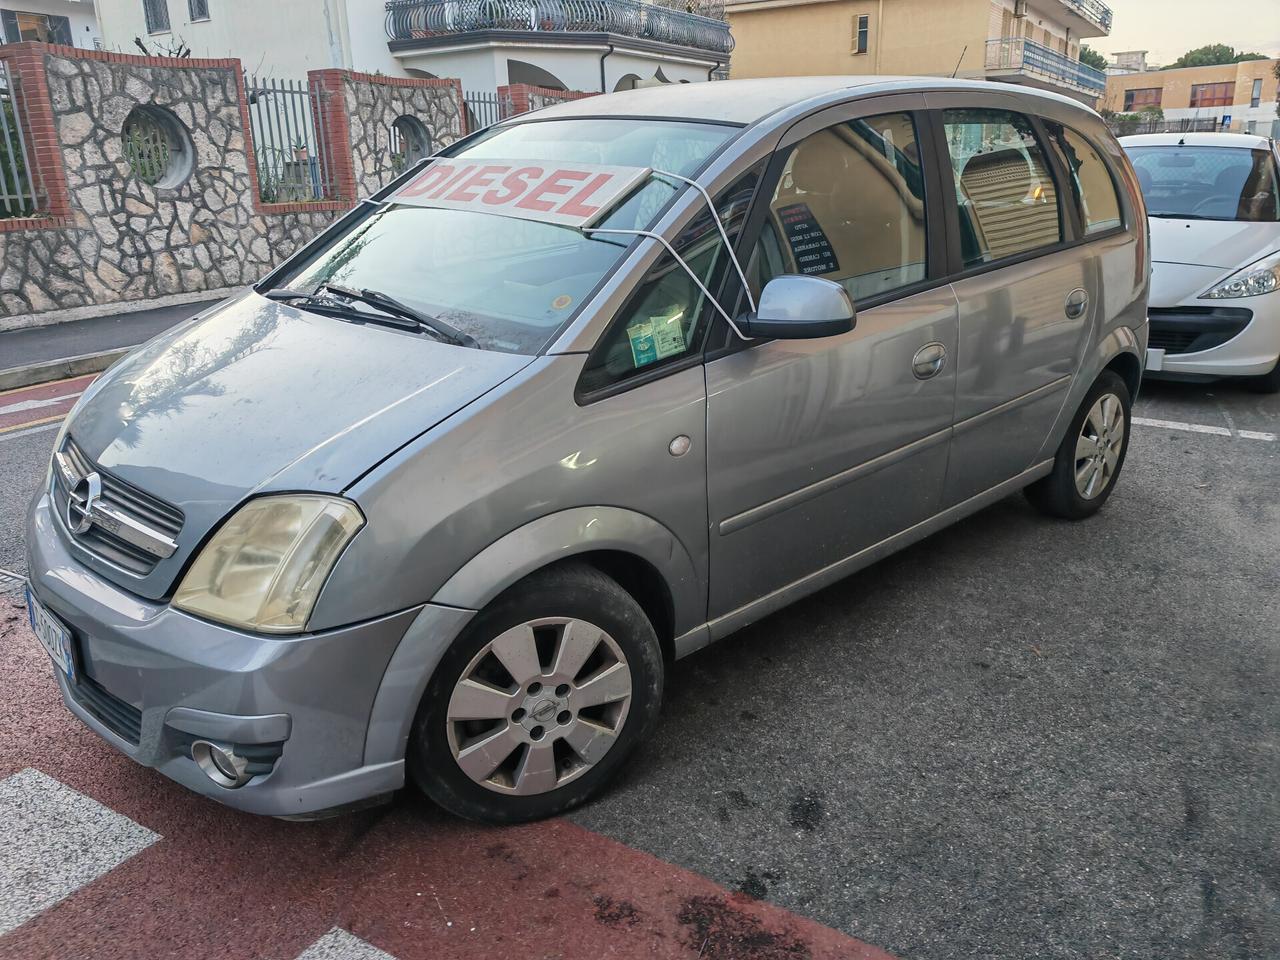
[
  {"x1": 985, "y1": 37, "x2": 1106, "y2": 97},
  {"x1": 243, "y1": 74, "x2": 337, "y2": 203},
  {"x1": 464, "y1": 89, "x2": 514, "y2": 132},
  {"x1": 0, "y1": 60, "x2": 39, "y2": 219},
  {"x1": 1105, "y1": 117, "x2": 1220, "y2": 136}
]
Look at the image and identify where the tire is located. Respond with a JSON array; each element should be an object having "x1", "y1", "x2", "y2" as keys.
[
  {"x1": 1246, "y1": 359, "x2": 1280, "y2": 394},
  {"x1": 1025, "y1": 370, "x2": 1132, "y2": 520},
  {"x1": 408, "y1": 562, "x2": 664, "y2": 823}
]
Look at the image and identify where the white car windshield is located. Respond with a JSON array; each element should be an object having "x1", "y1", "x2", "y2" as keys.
[
  {"x1": 276, "y1": 119, "x2": 734, "y2": 354},
  {"x1": 1125, "y1": 144, "x2": 1280, "y2": 223}
]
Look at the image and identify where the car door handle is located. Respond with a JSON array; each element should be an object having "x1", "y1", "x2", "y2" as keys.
[
  {"x1": 912, "y1": 342, "x2": 947, "y2": 380},
  {"x1": 1065, "y1": 288, "x2": 1089, "y2": 319}
]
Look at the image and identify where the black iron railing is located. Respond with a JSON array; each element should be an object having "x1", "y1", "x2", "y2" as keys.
[{"x1": 386, "y1": 0, "x2": 734, "y2": 56}]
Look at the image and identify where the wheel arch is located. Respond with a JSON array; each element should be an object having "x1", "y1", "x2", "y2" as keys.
[{"x1": 361, "y1": 507, "x2": 701, "y2": 767}]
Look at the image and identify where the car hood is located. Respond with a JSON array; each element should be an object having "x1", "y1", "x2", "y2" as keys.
[
  {"x1": 1149, "y1": 217, "x2": 1279, "y2": 269},
  {"x1": 68, "y1": 292, "x2": 532, "y2": 537}
]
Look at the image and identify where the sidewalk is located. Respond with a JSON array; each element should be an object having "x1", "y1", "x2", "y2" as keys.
[{"x1": 0, "y1": 298, "x2": 224, "y2": 390}]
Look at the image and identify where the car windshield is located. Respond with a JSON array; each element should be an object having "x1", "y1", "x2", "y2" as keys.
[
  {"x1": 275, "y1": 119, "x2": 735, "y2": 354},
  {"x1": 1124, "y1": 144, "x2": 1280, "y2": 222}
]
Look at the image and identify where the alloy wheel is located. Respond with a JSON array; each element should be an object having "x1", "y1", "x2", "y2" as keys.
[
  {"x1": 1074, "y1": 392, "x2": 1125, "y2": 500},
  {"x1": 445, "y1": 617, "x2": 633, "y2": 796}
]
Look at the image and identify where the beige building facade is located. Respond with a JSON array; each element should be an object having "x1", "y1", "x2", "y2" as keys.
[
  {"x1": 726, "y1": 0, "x2": 1111, "y2": 103},
  {"x1": 1102, "y1": 59, "x2": 1280, "y2": 135}
]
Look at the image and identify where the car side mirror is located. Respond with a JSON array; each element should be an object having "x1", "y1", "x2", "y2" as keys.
[{"x1": 739, "y1": 275, "x2": 856, "y2": 339}]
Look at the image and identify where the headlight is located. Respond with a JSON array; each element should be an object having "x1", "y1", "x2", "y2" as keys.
[
  {"x1": 173, "y1": 495, "x2": 364, "y2": 634},
  {"x1": 1201, "y1": 249, "x2": 1280, "y2": 299}
]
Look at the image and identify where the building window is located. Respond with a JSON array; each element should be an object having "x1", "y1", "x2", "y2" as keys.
[
  {"x1": 188, "y1": 0, "x2": 209, "y2": 20},
  {"x1": 1250, "y1": 78, "x2": 1263, "y2": 108},
  {"x1": 853, "y1": 14, "x2": 869, "y2": 55},
  {"x1": 142, "y1": 0, "x2": 170, "y2": 34},
  {"x1": 0, "y1": 9, "x2": 73, "y2": 44},
  {"x1": 1123, "y1": 87, "x2": 1162, "y2": 111},
  {"x1": 1189, "y1": 82, "x2": 1233, "y2": 109}
]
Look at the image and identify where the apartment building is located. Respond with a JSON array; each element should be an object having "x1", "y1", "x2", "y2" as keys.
[
  {"x1": 1103, "y1": 58, "x2": 1280, "y2": 135},
  {"x1": 91, "y1": 0, "x2": 730, "y2": 91},
  {"x1": 726, "y1": 0, "x2": 1111, "y2": 103},
  {"x1": 0, "y1": 0, "x2": 100, "y2": 48}
]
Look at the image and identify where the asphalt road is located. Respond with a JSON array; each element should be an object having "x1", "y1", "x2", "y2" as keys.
[{"x1": 0, "y1": 374, "x2": 1277, "y2": 959}]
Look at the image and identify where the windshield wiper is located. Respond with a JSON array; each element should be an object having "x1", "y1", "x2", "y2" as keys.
[
  {"x1": 264, "y1": 285, "x2": 476, "y2": 348},
  {"x1": 1148, "y1": 212, "x2": 1222, "y2": 221}
]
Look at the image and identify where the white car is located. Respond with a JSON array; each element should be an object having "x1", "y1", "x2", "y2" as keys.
[{"x1": 1121, "y1": 133, "x2": 1280, "y2": 392}]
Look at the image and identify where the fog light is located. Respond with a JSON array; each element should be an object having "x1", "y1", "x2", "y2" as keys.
[{"x1": 191, "y1": 739, "x2": 251, "y2": 788}]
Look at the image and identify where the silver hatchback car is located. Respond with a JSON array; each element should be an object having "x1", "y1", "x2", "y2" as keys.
[{"x1": 26, "y1": 77, "x2": 1148, "y2": 822}]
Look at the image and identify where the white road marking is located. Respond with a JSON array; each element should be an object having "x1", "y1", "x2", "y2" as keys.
[
  {"x1": 0, "y1": 393, "x2": 81, "y2": 416},
  {"x1": 0, "y1": 421, "x2": 61, "y2": 443},
  {"x1": 0, "y1": 768, "x2": 159, "y2": 936},
  {"x1": 1132, "y1": 416, "x2": 1276, "y2": 442},
  {"x1": 296, "y1": 927, "x2": 398, "y2": 960}
]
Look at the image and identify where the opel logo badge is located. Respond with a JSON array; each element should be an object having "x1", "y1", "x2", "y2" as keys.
[{"x1": 67, "y1": 472, "x2": 102, "y2": 535}]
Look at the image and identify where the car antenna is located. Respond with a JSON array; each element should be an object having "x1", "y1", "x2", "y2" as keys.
[{"x1": 951, "y1": 45, "x2": 967, "y2": 78}]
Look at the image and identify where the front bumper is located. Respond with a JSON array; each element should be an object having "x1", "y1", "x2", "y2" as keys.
[
  {"x1": 25, "y1": 491, "x2": 421, "y2": 817},
  {"x1": 1146, "y1": 296, "x2": 1280, "y2": 378}
]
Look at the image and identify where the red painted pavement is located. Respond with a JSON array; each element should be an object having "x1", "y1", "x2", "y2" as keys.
[
  {"x1": 0, "y1": 595, "x2": 900, "y2": 960},
  {"x1": 0, "y1": 374, "x2": 96, "y2": 433}
]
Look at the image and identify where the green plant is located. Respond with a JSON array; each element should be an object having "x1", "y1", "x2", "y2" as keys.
[
  {"x1": 1079, "y1": 45, "x2": 1107, "y2": 72},
  {"x1": 1166, "y1": 44, "x2": 1267, "y2": 69}
]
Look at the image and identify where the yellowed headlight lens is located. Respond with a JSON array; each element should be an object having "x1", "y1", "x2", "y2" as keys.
[{"x1": 173, "y1": 495, "x2": 364, "y2": 634}]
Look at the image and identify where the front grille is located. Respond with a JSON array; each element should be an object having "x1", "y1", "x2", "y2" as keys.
[
  {"x1": 1148, "y1": 306, "x2": 1253, "y2": 356},
  {"x1": 54, "y1": 438, "x2": 184, "y2": 575},
  {"x1": 72, "y1": 673, "x2": 143, "y2": 744}
]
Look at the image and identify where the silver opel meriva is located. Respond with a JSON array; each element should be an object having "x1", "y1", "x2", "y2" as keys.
[{"x1": 25, "y1": 77, "x2": 1148, "y2": 822}]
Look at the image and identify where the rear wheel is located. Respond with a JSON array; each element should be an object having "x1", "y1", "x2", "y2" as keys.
[
  {"x1": 409, "y1": 562, "x2": 663, "y2": 823},
  {"x1": 1025, "y1": 370, "x2": 1131, "y2": 520}
]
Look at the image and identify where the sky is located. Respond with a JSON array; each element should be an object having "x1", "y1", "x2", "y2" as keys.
[{"x1": 1086, "y1": 0, "x2": 1280, "y2": 66}]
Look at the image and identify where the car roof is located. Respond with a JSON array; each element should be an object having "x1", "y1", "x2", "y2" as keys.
[
  {"x1": 1119, "y1": 132, "x2": 1275, "y2": 149},
  {"x1": 521, "y1": 76, "x2": 1097, "y2": 126}
]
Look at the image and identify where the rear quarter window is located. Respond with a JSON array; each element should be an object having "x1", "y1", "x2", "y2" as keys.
[{"x1": 1043, "y1": 123, "x2": 1124, "y2": 235}]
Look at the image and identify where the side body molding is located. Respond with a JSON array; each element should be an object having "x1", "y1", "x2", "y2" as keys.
[{"x1": 432, "y1": 505, "x2": 704, "y2": 633}]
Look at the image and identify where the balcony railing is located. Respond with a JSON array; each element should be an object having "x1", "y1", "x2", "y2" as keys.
[
  {"x1": 985, "y1": 37, "x2": 1106, "y2": 96},
  {"x1": 1059, "y1": 0, "x2": 1112, "y2": 33},
  {"x1": 386, "y1": 0, "x2": 735, "y2": 56}
]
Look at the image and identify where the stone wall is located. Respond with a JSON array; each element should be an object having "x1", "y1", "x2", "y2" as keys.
[
  {"x1": 500, "y1": 83, "x2": 599, "y2": 119},
  {"x1": 0, "y1": 43, "x2": 466, "y2": 326},
  {"x1": 336, "y1": 71, "x2": 464, "y2": 198}
]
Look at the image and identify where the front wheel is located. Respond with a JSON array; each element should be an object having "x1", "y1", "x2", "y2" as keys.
[
  {"x1": 409, "y1": 562, "x2": 664, "y2": 823},
  {"x1": 1025, "y1": 370, "x2": 1132, "y2": 520},
  {"x1": 1246, "y1": 358, "x2": 1280, "y2": 394}
]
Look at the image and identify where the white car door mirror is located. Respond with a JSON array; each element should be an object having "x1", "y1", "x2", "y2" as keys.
[{"x1": 740, "y1": 275, "x2": 856, "y2": 339}]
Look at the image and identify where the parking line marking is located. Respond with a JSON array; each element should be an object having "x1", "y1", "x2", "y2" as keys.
[
  {"x1": 1132, "y1": 416, "x2": 1276, "y2": 442},
  {"x1": 296, "y1": 927, "x2": 397, "y2": 960},
  {"x1": 0, "y1": 768, "x2": 159, "y2": 936}
]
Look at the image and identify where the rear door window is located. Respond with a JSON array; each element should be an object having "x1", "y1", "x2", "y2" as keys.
[
  {"x1": 1043, "y1": 122, "x2": 1123, "y2": 234},
  {"x1": 941, "y1": 109, "x2": 1062, "y2": 268}
]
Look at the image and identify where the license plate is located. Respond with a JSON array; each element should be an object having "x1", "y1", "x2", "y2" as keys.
[
  {"x1": 1146, "y1": 346, "x2": 1165, "y2": 372},
  {"x1": 26, "y1": 588, "x2": 75, "y2": 681}
]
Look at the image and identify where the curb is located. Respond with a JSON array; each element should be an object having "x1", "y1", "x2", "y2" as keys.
[{"x1": 0, "y1": 348, "x2": 130, "y2": 393}]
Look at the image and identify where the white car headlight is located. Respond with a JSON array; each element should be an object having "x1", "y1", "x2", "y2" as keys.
[
  {"x1": 173, "y1": 495, "x2": 364, "y2": 634},
  {"x1": 1201, "y1": 249, "x2": 1280, "y2": 299}
]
